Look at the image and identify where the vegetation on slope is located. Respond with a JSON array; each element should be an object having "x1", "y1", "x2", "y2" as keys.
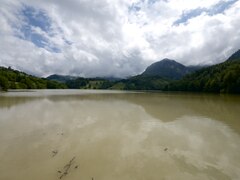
[
  {"x1": 166, "y1": 59, "x2": 240, "y2": 93},
  {"x1": 64, "y1": 77, "x2": 114, "y2": 89},
  {"x1": 47, "y1": 74, "x2": 77, "y2": 83},
  {"x1": 141, "y1": 59, "x2": 202, "y2": 79},
  {"x1": 115, "y1": 75, "x2": 170, "y2": 90},
  {"x1": 0, "y1": 67, "x2": 66, "y2": 91}
]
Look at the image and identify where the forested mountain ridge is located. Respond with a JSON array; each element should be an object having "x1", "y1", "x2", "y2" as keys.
[
  {"x1": 141, "y1": 58, "x2": 203, "y2": 79},
  {"x1": 0, "y1": 66, "x2": 66, "y2": 91},
  {"x1": 111, "y1": 75, "x2": 169, "y2": 90},
  {"x1": 167, "y1": 54, "x2": 240, "y2": 93},
  {"x1": 47, "y1": 74, "x2": 78, "y2": 83},
  {"x1": 227, "y1": 49, "x2": 240, "y2": 61}
]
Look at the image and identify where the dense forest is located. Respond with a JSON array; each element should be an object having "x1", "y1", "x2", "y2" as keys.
[
  {"x1": 110, "y1": 75, "x2": 169, "y2": 90},
  {"x1": 0, "y1": 67, "x2": 66, "y2": 91},
  {"x1": 65, "y1": 77, "x2": 114, "y2": 89},
  {"x1": 166, "y1": 59, "x2": 240, "y2": 93}
]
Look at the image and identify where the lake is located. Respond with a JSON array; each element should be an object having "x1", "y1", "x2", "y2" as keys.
[{"x1": 0, "y1": 90, "x2": 240, "y2": 180}]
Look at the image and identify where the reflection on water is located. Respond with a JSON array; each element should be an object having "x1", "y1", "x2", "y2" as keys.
[{"x1": 0, "y1": 90, "x2": 240, "y2": 180}]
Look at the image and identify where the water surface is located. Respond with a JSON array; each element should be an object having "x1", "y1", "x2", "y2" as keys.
[{"x1": 0, "y1": 90, "x2": 240, "y2": 180}]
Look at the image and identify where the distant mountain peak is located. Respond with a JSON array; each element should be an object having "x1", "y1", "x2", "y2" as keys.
[
  {"x1": 141, "y1": 59, "x2": 189, "y2": 79},
  {"x1": 159, "y1": 58, "x2": 180, "y2": 63},
  {"x1": 227, "y1": 49, "x2": 240, "y2": 61},
  {"x1": 161, "y1": 58, "x2": 174, "y2": 61}
]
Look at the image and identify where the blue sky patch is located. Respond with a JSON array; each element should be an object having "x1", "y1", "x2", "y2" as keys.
[
  {"x1": 208, "y1": 0, "x2": 238, "y2": 15},
  {"x1": 148, "y1": 0, "x2": 168, "y2": 5},
  {"x1": 148, "y1": 0, "x2": 159, "y2": 5},
  {"x1": 128, "y1": 3, "x2": 141, "y2": 13},
  {"x1": 174, "y1": 8, "x2": 205, "y2": 25},
  {"x1": 16, "y1": 5, "x2": 61, "y2": 53},
  {"x1": 173, "y1": 0, "x2": 238, "y2": 26},
  {"x1": 22, "y1": 5, "x2": 51, "y2": 32}
]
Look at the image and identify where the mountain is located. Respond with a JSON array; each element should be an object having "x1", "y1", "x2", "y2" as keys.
[
  {"x1": 47, "y1": 74, "x2": 122, "y2": 83},
  {"x1": 46, "y1": 74, "x2": 119, "y2": 89},
  {"x1": 227, "y1": 49, "x2": 240, "y2": 61},
  {"x1": 141, "y1": 59, "x2": 201, "y2": 79},
  {"x1": 47, "y1": 74, "x2": 77, "y2": 83},
  {"x1": 109, "y1": 59, "x2": 206, "y2": 90},
  {"x1": 167, "y1": 50, "x2": 240, "y2": 93},
  {"x1": 100, "y1": 77, "x2": 123, "y2": 82},
  {"x1": 0, "y1": 67, "x2": 66, "y2": 91},
  {"x1": 111, "y1": 75, "x2": 169, "y2": 90}
]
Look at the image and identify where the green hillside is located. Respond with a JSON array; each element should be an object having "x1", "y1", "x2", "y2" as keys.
[
  {"x1": 65, "y1": 77, "x2": 114, "y2": 89},
  {"x1": 141, "y1": 59, "x2": 203, "y2": 79},
  {"x1": 114, "y1": 75, "x2": 170, "y2": 90},
  {"x1": 0, "y1": 67, "x2": 67, "y2": 91},
  {"x1": 167, "y1": 58, "x2": 240, "y2": 93},
  {"x1": 47, "y1": 74, "x2": 77, "y2": 83}
]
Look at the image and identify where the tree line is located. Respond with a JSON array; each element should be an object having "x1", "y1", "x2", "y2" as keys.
[
  {"x1": 166, "y1": 60, "x2": 240, "y2": 93},
  {"x1": 0, "y1": 67, "x2": 66, "y2": 91}
]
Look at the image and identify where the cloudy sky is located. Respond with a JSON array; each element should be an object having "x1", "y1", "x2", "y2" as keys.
[{"x1": 0, "y1": 0, "x2": 240, "y2": 77}]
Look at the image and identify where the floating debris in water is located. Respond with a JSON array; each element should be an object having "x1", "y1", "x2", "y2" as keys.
[
  {"x1": 58, "y1": 157, "x2": 76, "y2": 179},
  {"x1": 57, "y1": 132, "x2": 64, "y2": 136},
  {"x1": 52, "y1": 150, "x2": 58, "y2": 157},
  {"x1": 75, "y1": 165, "x2": 78, "y2": 169},
  {"x1": 164, "y1": 148, "x2": 168, "y2": 151}
]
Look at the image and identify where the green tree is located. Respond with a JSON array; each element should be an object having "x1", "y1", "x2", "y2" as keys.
[{"x1": 0, "y1": 75, "x2": 9, "y2": 91}]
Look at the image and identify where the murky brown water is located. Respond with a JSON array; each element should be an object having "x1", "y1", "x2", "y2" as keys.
[{"x1": 0, "y1": 90, "x2": 240, "y2": 180}]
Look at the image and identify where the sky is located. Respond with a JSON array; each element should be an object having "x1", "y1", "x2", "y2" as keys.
[{"x1": 0, "y1": 0, "x2": 240, "y2": 78}]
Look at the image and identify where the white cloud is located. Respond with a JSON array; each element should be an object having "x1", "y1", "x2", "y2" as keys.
[{"x1": 0, "y1": 0, "x2": 240, "y2": 77}]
